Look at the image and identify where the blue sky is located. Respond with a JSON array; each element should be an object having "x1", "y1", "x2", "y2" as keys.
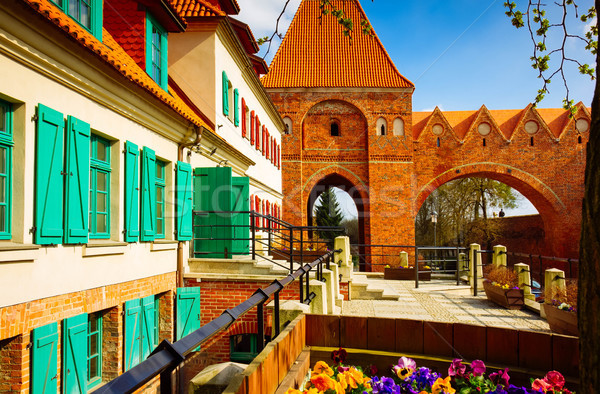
[{"x1": 237, "y1": 0, "x2": 594, "y2": 217}]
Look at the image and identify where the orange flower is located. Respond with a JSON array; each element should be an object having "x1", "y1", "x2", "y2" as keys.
[
  {"x1": 336, "y1": 372, "x2": 348, "y2": 391},
  {"x1": 312, "y1": 361, "x2": 334, "y2": 376},
  {"x1": 432, "y1": 376, "x2": 455, "y2": 394},
  {"x1": 311, "y1": 373, "x2": 337, "y2": 391},
  {"x1": 284, "y1": 389, "x2": 302, "y2": 394},
  {"x1": 305, "y1": 389, "x2": 320, "y2": 394}
]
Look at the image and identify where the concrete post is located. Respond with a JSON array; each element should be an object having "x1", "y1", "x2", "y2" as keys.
[
  {"x1": 514, "y1": 263, "x2": 534, "y2": 301},
  {"x1": 544, "y1": 268, "x2": 566, "y2": 302},
  {"x1": 492, "y1": 245, "x2": 507, "y2": 268},
  {"x1": 334, "y1": 236, "x2": 353, "y2": 282},
  {"x1": 254, "y1": 234, "x2": 265, "y2": 257},
  {"x1": 470, "y1": 244, "x2": 483, "y2": 292},
  {"x1": 399, "y1": 251, "x2": 409, "y2": 268}
]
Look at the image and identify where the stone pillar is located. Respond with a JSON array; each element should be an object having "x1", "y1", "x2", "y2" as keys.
[
  {"x1": 399, "y1": 251, "x2": 409, "y2": 268},
  {"x1": 514, "y1": 263, "x2": 534, "y2": 301},
  {"x1": 254, "y1": 234, "x2": 265, "y2": 257},
  {"x1": 492, "y1": 245, "x2": 507, "y2": 268},
  {"x1": 470, "y1": 244, "x2": 483, "y2": 292},
  {"x1": 544, "y1": 268, "x2": 566, "y2": 302},
  {"x1": 334, "y1": 236, "x2": 353, "y2": 282}
]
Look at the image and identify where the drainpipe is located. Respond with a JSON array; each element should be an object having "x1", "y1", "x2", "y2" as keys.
[{"x1": 177, "y1": 125, "x2": 203, "y2": 288}]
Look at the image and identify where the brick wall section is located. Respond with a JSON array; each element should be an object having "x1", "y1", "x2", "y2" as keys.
[
  {"x1": 0, "y1": 333, "x2": 29, "y2": 393},
  {"x1": 0, "y1": 272, "x2": 175, "y2": 341},
  {"x1": 339, "y1": 282, "x2": 349, "y2": 301},
  {"x1": 490, "y1": 215, "x2": 548, "y2": 255},
  {"x1": 269, "y1": 87, "x2": 588, "y2": 266},
  {"x1": 103, "y1": 305, "x2": 123, "y2": 381}
]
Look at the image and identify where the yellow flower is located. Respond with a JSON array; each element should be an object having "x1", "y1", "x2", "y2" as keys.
[
  {"x1": 312, "y1": 361, "x2": 334, "y2": 376},
  {"x1": 337, "y1": 372, "x2": 348, "y2": 391},
  {"x1": 432, "y1": 376, "x2": 455, "y2": 394},
  {"x1": 305, "y1": 389, "x2": 320, "y2": 394},
  {"x1": 311, "y1": 373, "x2": 337, "y2": 391},
  {"x1": 284, "y1": 389, "x2": 302, "y2": 394}
]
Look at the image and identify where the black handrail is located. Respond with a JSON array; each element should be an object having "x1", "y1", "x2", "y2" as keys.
[{"x1": 95, "y1": 249, "x2": 341, "y2": 394}]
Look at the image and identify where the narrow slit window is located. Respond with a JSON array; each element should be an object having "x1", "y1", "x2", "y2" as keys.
[
  {"x1": 331, "y1": 122, "x2": 339, "y2": 136},
  {"x1": 530, "y1": 137, "x2": 534, "y2": 146},
  {"x1": 483, "y1": 138, "x2": 486, "y2": 147},
  {"x1": 436, "y1": 137, "x2": 440, "y2": 147}
]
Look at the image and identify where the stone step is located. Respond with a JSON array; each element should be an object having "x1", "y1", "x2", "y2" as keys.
[{"x1": 350, "y1": 277, "x2": 400, "y2": 301}]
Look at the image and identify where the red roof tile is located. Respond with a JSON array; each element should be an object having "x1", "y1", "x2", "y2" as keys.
[
  {"x1": 261, "y1": 0, "x2": 413, "y2": 89},
  {"x1": 172, "y1": 0, "x2": 225, "y2": 17},
  {"x1": 21, "y1": 0, "x2": 211, "y2": 131}
]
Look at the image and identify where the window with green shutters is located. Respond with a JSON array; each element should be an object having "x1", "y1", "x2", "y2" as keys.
[
  {"x1": 230, "y1": 334, "x2": 270, "y2": 363},
  {"x1": 141, "y1": 147, "x2": 156, "y2": 241},
  {"x1": 176, "y1": 287, "x2": 200, "y2": 348},
  {"x1": 234, "y1": 88, "x2": 239, "y2": 126},
  {"x1": 89, "y1": 135, "x2": 110, "y2": 238},
  {"x1": 155, "y1": 160, "x2": 166, "y2": 239},
  {"x1": 31, "y1": 322, "x2": 59, "y2": 394},
  {"x1": 124, "y1": 141, "x2": 139, "y2": 241},
  {"x1": 222, "y1": 71, "x2": 229, "y2": 117},
  {"x1": 146, "y1": 12, "x2": 168, "y2": 91},
  {"x1": 176, "y1": 161, "x2": 192, "y2": 241},
  {"x1": 49, "y1": 0, "x2": 102, "y2": 39},
  {"x1": 125, "y1": 295, "x2": 158, "y2": 370},
  {"x1": 0, "y1": 100, "x2": 12, "y2": 239}
]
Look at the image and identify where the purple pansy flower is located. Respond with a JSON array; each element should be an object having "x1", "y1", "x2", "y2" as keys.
[
  {"x1": 448, "y1": 358, "x2": 467, "y2": 377},
  {"x1": 490, "y1": 368, "x2": 511, "y2": 387},
  {"x1": 471, "y1": 359, "x2": 486, "y2": 376}
]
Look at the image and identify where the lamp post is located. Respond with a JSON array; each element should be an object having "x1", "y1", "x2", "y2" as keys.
[{"x1": 431, "y1": 211, "x2": 438, "y2": 247}]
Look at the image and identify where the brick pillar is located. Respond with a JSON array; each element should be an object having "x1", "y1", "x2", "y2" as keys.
[
  {"x1": 103, "y1": 305, "x2": 123, "y2": 380},
  {"x1": 159, "y1": 291, "x2": 174, "y2": 343},
  {"x1": 0, "y1": 333, "x2": 30, "y2": 393}
]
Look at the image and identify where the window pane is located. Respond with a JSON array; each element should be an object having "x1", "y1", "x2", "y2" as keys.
[
  {"x1": 89, "y1": 314, "x2": 98, "y2": 331},
  {"x1": 96, "y1": 141, "x2": 106, "y2": 162},
  {"x1": 97, "y1": 172, "x2": 106, "y2": 191},
  {"x1": 157, "y1": 218, "x2": 163, "y2": 236},
  {"x1": 156, "y1": 187, "x2": 163, "y2": 204},
  {"x1": 89, "y1": 356, "x2": 98, "y2": 378},
  {"x1": 97, "y1": 192, "x2": 106, "y2": 212},
  {"x1": 0, "y1": 176, "x2": 5, "y2": 203},
  {"x1": 0, "y1": 147, "x2": 5, "y2": 173},
  {"x1": 0, "y1": 206, "x2": 5, "y2": 232},
  {"x1": 80, "y1": 1, "x2": 91, "y2": 28},
  {"x1": 96, "y1": 214, "x2": 106, "y2": 233},
  {"x1": 0, "y1": 106, "x2": 5, "y2": 133},
  {"x1": 156, "y1": 163, "x2": 164, "y2": 179},
  {"x1": 68, "y1": 0, "x2": 78, "y2": 18}
]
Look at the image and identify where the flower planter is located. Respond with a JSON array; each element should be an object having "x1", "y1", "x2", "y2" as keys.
[
  {"x1": 542, "y1": 303, "x2": 578, "y2": 337},
  {"x1": 384, "y1": 267, "x2": 431, "y2": 281},
  {"x1": 483, "y1": 281, "x2": 524, "y2": 310}
]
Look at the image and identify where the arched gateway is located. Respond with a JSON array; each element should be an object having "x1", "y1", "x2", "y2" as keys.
[{"x1": 262, "y1": 0, "x2": 590, "y2": 264}]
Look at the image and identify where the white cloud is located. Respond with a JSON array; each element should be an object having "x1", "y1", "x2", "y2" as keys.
[
  {"x1": 419, "y1": 105, "x2": 445, "y2": 112},
  {"x1": 236, "y1": 0, "x2": 302, "y2": 61},
  {"x1": 583, "y1": 16, "x2": 596, "y2": 35}
]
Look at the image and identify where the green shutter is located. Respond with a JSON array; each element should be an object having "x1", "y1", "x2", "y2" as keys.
[
  {"x1": 176, "y1": 161, "x2": 192, "y2": 241},
  {"x1": 234, "y1": 88, "x2": 239, "y2": 126},
  {"x1": 176, "y1": 287, "x2": 201, "y2": 341},
  {"x1": 231, "y1": 177, "x2": 250, "y2": 255},
  {"x1": 64, "y1": 116, "x2": 90, "y2": 245},
  {"x1": 222, "y1": 71, "x2": 229, "y2": 116},
  {"x1": 35, "y1": 104, "x2": 64, "y2": 245},
  {"x1": 140, "y1": 147, "x2": 156, "y2": 241},
  {"x1": 31, "y1": 322, "x2": 58, "y2": 394},
  {"x1": 62, "y1": 313, "x2": 88, "y2": 394},
  {"x1": 124, "y1": 141, "x2": 139, "y2": 241},
  {"x1": 140, "y1": 295, "x2": 156, "y2": 360},
  {"x1": 192, "y1": 167, "x2": 233, "y2": 258},
  {"x1": 124, "y1": 299, "x2": 141, "y2": 370}
]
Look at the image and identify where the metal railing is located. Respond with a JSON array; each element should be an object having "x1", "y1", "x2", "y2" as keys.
[
  {"x1": 95, "y1": 249, "x2": 340, "y2": 394},
  {"x1": 504, "y1": 251, "x2": 578, "y2": 286},
  {"x1": 350, "y1": 244, "x2": 469, "y2": 288}
]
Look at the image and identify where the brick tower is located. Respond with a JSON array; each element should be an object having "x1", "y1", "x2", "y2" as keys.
[{"x1": 262, "y1": 0, "x2": 416, "y2": 266}]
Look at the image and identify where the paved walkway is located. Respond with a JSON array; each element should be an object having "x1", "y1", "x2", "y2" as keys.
[{"x1": 342, "y1": 276, "x2": 550, "y2": 333}]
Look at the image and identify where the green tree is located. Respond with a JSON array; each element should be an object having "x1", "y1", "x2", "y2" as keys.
[{"x1": 314, "y1": 188, "x2": 344, "y2": 248}]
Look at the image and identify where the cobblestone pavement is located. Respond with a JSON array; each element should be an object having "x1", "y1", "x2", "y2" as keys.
[{"x1": 342, "y1": 278, "x2": 551, "y2": 333}]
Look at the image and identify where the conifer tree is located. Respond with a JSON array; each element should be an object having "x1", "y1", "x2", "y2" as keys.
[{"x1": 314, "y1": 188, "x2": 344, "y2": 248}]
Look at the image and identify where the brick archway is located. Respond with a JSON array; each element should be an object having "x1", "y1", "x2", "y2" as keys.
[{"x1": 415, "y1": 162, "x2": 568, "y2": 256}]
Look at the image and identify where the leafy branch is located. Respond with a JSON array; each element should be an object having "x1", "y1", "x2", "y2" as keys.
[
  {"x1": 256, "y1": 0, "x2": 294, "y2": 60},
  {"x1": 504, "y1": 1, "x2": 597, "y2": 114}
]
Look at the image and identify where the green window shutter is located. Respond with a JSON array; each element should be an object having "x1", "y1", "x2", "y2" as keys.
[
  {"x1": 222, "y1": 71, "x2": 229, "y2": 117},
  {"x1": 176, "y1": 287, "x2": 201, "y2": 341},
  {"x1": 140, "y1": 147, "x2": 156, "y2": 241},
  {"x1": 176, "y1": 161, "x2": 192, "y2": 241},
  {"x1": 231, "y1": 177, "x2": 250, "y2": 255},
  {"x1": 124, "y1": 141, "x2": 139, "y2": 242},
  {"x1": 124, "y1": 299, "x2": 141, "y2": 370},
  {"x1": 140, "y1": 295, "x2": 156, "y2": 360},
  {"x1": 233, "y1": 88, "x2": 240, "y2": 126},
  {"x1": 64, "y1": 116, "x2": 90, "y2": 244},
  {"x1": 31, "y1": 322, "x2": 58, "y2": 394},
  {"x1": 35, "y1": 104, "x2": 64, "y2": 245},
  {"x1": 62, "y1": 313, "x2": 88, "y2": 394}
]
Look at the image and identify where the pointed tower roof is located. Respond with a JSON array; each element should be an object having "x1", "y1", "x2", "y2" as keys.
[{"x1": 261, "y1": 0, "x2": 413, "y2": 89}]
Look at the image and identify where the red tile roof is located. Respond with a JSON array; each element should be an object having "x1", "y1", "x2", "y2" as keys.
[
  {"x1": 172, "y1": 0, "x2": 225, "y2": 17},
  {"x1": 261, "y1": 0, "x2": 413, "y2": 89},
  {"x1": 21, "y1": 0, "x2": 212, "y2": 131}
]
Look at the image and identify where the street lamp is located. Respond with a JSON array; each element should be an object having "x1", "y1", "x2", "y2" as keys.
[{"x1": 431, "y1": 211, "x2": 438, "y2": 248}]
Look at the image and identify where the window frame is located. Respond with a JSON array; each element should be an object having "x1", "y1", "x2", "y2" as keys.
[
  {"x1": 87, "y1": 312, "x2": 103, "y2": 389},
  {"x1": 0, "y1": 100, "x2": 13, "y2": 240},
  {"x1": 49, "y1": 0, "x2": 102, "y2": 39},
  {"x1": 89, "y1": 134, "x2": 111, "y2": 239},
  {"x1": 145, "y1": 12, "x2": 169, "y2": 91},
  {"x1": 155, "y1": 160, "x2": 166, "y2": 239}
]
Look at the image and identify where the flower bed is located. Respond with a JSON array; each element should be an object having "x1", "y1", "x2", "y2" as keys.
[
  {"x1": 286, "y1": 349, "x2": 575, "y2": 394},
  {"x1": 483, "y1": 280, "x2": 524, "y2": 310}
]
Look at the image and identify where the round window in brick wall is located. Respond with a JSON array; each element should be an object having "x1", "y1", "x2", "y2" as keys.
[
  {"x1": 524, "y1": 120, "x2": 539, "y2": 135},
  {"x1": 576, "y1": 118, "x2": 590, "y2": 133},
  {"x1": 432, "y1": 124, "x2": 444, "y2": 136},
  {"x1": 478, "y1": 122, "x2": 491, "y2": 136}
]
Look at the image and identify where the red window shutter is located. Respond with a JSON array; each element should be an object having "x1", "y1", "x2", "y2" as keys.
[
  {"x1": 277, "y1": 144, "x2": 280, "y2": 169},
  {"x1": 250, "y1": 194, "x2": 254, "y2": 211},
  {"x1": 255, "y1": 196, "x2": 261, "y2": 227},
  {"x1": 266, "y1": 130, "x2": 270, "y2": 159},
  {"x1": 241, "y1": 99, "x2": 247, "y2": 138},
  {"x1": 250, "y1": 111, "x2": 255, "y2": 145},
  {"x1": 255, "y1": 117, "x2": 260, "y2": 150},
  {"x1": 261, "y1": 126, "x2": 266, "y2": 156}
]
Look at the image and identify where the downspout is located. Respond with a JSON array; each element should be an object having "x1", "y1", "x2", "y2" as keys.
[{"x1": 177, "y1": 125, "x2": 203, "y2": 288}]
